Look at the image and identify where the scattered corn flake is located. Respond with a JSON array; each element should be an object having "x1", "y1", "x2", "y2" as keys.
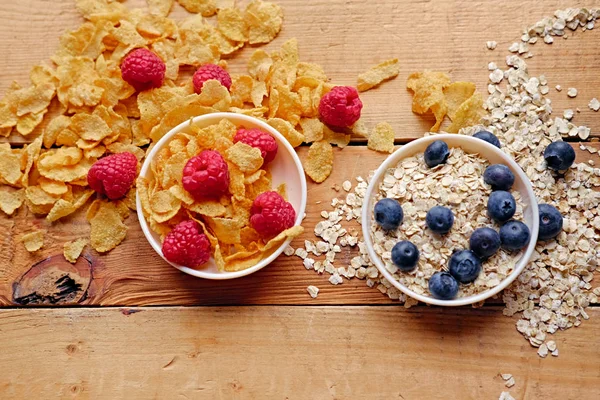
[
  {"x1": 267, "y1": 118, "x2": 304, "y2": 148},
  {"x1": 0, "y1": 187, "x2": 25, "y2": 215},
  {"x1": 217, "y1": 7, "x2": 248, "y2": 42},
  {"x1": 304, "y1": 140, "x2": 333, "y2": 183},
  {"x1": 177, "y1": 0, "x2": 217, "y2": 16},
  {"x1": 446, "y1": 92, "x2": 485, "y2": 133},
  {"x1": 444, "y1": 81, "x2": 476, "y2": 120},
  {"x1": 88, "y1": 200, "x2": 128, "y2": 253},
  {"x1": 357, "y1": 58, "x2": 400, "y2": 92},
  {"x1": 63, "y1": 238, "x2": 88, "y2": 263},
  {"x1": 245, "y1": 0, "x2": 283, "y2": 45},
  {"x1": 367, "y1": 122, "x2": 395, "y2": 153},
  {"x1": 21, "y1": 230, "x2": 45, "y2": 252}
]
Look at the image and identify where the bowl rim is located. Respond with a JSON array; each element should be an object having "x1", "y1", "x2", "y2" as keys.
[
  {"x1": 361, "y1": 134, "x2": 540, "y2": 306},
  {"x1": 136, "y1": 112, "x2": 308, "y2": 280}
]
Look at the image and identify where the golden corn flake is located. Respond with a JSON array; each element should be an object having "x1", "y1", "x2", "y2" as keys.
[
  {"x1": 217, "y1": 7, "x2": 248, "y2": 42},
  {"x1": 248, "y1": 49, "x2": 273, "y2": 81},
  {"x1": 447, "y1": 93, "x2": 486, "y2": 133},
  {"x1": 21, "y1": 230, "x2": 45, "y2": 252},
  {"x1": 357, "y1": 58, "x2": 400, "y2": 92},
  {"x1": 299, "y1": 117, "x2": 324, "y2": 143},
  {"x1": 63, "y1": 238, "x2": 88, "y2": 264},
  {"x1": 88, "y1": 200, "x2": 128, "y2": 253},
  {"x1": 71, "y1": 112, "x2": 112, "y2": 142},
  {"x1": 245, "y1": 0, "x2": 283, "y2": 45},
  {"x1": 177, "y1": 0, "x2": 217, "y2": 16},
  {"x1": 186, "y1": 199, "x2": 227, "y2": 217},
  {"x1": 261, "y1": 225, "x2": 304, "y2": 254},
  {"x1": 406, "y1": 70, "x2": 451, "y2": 114},
  {"x1": 38, "y1": 177, "x2": 69, "y2": 196},
  {"x1": 444, "y1": 81, "x2": 476, "y2": 120},
  {"x1": 16, "y1": 110, "x2": 46, "y2": 136},
  {"x1": 430, "y1": 101, "x2": 447, "y2": 133},
  {"x1": 0, "y1": 186, "x2": 24, "y2": 215},
  {"x1": 47, "y1": 199, "x2": 78, "y2": 222},
  {"x1": 207, "y1": 217, "x2": 243, "y2": 244},
  {"x1": 0, "y1": 146, "x2": 23, "y2": 185},
  {"x1": 304, "y1": 140, "x2": 333, "y2": 183},
  {"x1": 225, "y1": 141, "x2": 264, "y2": 173},
  {"x1": 15, "y1": 83, "x2": 55, "y2": 117},
  {"x1": 324, "y1": 127, "x2": 351, "y2": 148},
  {"x1": 367, "y1": 122, "x2": 395, "y2": 153},
  {"x1": 267, "y1": 118, "x2": 304, "y2": 148},
  {"x1": 351, "y1": 120, "x2": 369, "y2": 138}
]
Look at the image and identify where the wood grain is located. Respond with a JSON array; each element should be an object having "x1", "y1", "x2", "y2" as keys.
[
  {"x1": 0, "y1": 0, "x2": 599, "y2": 141},
  {"x1": 0, "y1": 306, "x2": 598, "y2": 399},
  {"x1": 1, "y1": 145, "x2": 599, "y2": 307}
]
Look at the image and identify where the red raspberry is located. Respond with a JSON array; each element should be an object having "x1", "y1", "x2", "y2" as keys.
[
  {"x1": 120, "y1": 48, "x2": 166, "y2": 91},
  {"x1": 87, "y1": 152, "x2": 138, "y2": 200},
  {"x1": 233, "y1": 128, "x2": 278, "y2": 164},
  {"x1": 182, "y1": 150, "x2": 230, "y2": 199},
  {"x1": 193, "y1": 64, "x2": 232, "y2": 93},
  {"x1": 318, "y1": 86, "x2": 363, "y2": 128},
  {"x1": 250, "y1": 191, "x2": 296, "y2": 238},
  {"x1": 162, "y1": 220, "x2": 211, "y2": 268}
]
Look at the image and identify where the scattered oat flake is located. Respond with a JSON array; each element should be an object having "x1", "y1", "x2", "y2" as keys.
[
  {"x1": 505, "y1": 377, "x2": 515, "y2": 388},
  {"x1": 563, "y1": 109, "x2": 574, "y2": 120},
  {"x1": 342, "y1": 181, "x2": 352, "y2": 192},
  {"x1": 567, "y1": 87, "x2": 578, "y2": 97},
  {"x1": 499, "y1": 392, "x2": 515, "y2": 400},
  {"x1": 486, "y1": 41, "x2": 497, "y2": 50},
  {"x1": 307, "y1": 285, "x2": 319, "y2": 298},
  {"x1": 537, "y1": 343, "x2": 549, "y2": 358},
  {"x1": 589, "y1": 98, "x2": 600, "y2": 111},
  {"x1": 21, "y1": 230, "x2": 45, "y2": 252}
]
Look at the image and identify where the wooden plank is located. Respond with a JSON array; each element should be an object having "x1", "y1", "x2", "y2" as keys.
[
  {"x1": 0, "y1": 306, "x2": 598, "y2": 399},
  {"x1": 1, "y1": 144, "x2": 599, "y2": 306},
  {"x1": 0, "y1": 0, "x2": 599, "y2": 142}
]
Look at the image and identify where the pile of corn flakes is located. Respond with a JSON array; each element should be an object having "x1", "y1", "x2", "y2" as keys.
[{"x1": 0, "y1": 0, "x2": 398, "y2": 258}]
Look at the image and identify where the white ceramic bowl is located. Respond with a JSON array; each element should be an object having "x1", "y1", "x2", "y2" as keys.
[
  {"x1": 361, "y1": 134, "x2": 539, "y2": 306},
  {"x1": 137, "y1": 112, "x2": 307, "y2": 280}
]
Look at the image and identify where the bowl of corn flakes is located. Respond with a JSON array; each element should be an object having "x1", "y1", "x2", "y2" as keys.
[
  {"x1": 361, "y1": 134, "x2": 539, "y2": 306},
  {"x1": 137, "y1": 112, "x2": 307, "y2": 279}
]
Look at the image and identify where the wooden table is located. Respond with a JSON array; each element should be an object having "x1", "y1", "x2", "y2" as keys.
[{"x1": 1, "y1": 0, "x2": 599, "y2": 398}]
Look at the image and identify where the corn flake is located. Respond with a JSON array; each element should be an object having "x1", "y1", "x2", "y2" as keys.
[
  {"x1": 225, "y1": 141, "x2": 264, "y2": 173},
  {"x1": 444, "y1": 81, "x2": 476, "y2": 120},
  {"x1": 88, "y1": 200, "x2": 128, "y2": 253},
  {"x1": 63, "y1": 238, "x2": 88, "y2": 263},
  {"x1": 21, "y1": 230, "x2": 45, "y2": 252},
  {"x1": 0, "y1": 186, "x2": 24, "y2": 215},
  {"x1": 367, "y1": 122, "x2": 395, "y2": 153},
  {"x1": 447, "y1": 93, "x2": 486, "y2": 133},
  {"x1": 357, "y1": 58, "x2": 400, "y2": 92},
  {"x1": 245, "y1": 0, "x2": 283, "y2": 45},
  {"x1": 304, "y1": 140, "x2": 333, "y2": 183}
]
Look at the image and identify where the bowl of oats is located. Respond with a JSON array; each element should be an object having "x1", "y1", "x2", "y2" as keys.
[{"x1": 361, "y1": 134, "x2": 539, "y2": 306}]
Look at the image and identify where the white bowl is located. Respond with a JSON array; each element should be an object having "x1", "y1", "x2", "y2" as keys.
[
  {"x1": 361, "y1": 134, "x2": 539, "y2": 306},
  {"x1": 136, "y1": 112, "x2": 307, "y2": 280}
]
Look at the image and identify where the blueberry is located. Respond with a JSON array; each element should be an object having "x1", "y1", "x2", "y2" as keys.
[
  {"x1": 473, "y1": 130, "x2": 501, "y2": 148},
  {"x1": 500, "y1": 220, "x2": 531, "y2": 251},
  {"x1": 544, "y1": 141, "x2": 576, "y2": 171},
  {"x1": 469, "y1": 227, "x2": 501, "y2": 259},
  {"x1": 426, "y1": 206, "x2": 454, "y2": 234},
  {"x1": 428, "y1": 272, "x2": 459, "y2": 300},
  {"x1": 424, "y1": 140, "x2": 450, "y2": 168},
  {"x1": 374, "y1": 198, "x2": 404, "y2": 230},
  {"x1": 487, "y1": 190, "x2": 516, "y2": 223},
  {"x1": 538, "y1": 204, "x2": 563, "y2": 241},
  {"x1": 448, "y1": 250, "x2": 482, "y2": 284},
  {"x1": 391, "y1": 241, "x2": 420, "y2": 272},
  {"x1": 483, "y1": 164, "x2": 515, "y2": 191}
]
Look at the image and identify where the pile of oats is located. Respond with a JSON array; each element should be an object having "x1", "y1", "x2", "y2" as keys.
[
  {"x1": 370, "y1": 148, "x2": 525, "y2": 298},
  {"x1": 287, "y1": 6, "x2": 600, "y2": 357}
]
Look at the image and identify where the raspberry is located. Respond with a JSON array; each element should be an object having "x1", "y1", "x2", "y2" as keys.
[
  {"x1": 250, "y1": 191, "x2": 296, "y2": 238},
  {"x1": 233, "y1": 128, "x2": 278, "y2": 164},
  {"x1": 318, "y1": 86, "x2": 363, "y2": 128},
  {"x1": 87, "y1": 152, "x2": 138, "y2": 200},
  {"x1": 193, "y1": 64, "x2": 232, "y2": 93},
  {"x1": 120, "y1": 48, "x2": 166, "y2": 92},
  {"x1": 161, "y1": 220, "x2": 211, "y2": 268},
  {"x1": 182, "y1": 150, "x2": 230, "y2": 199}
]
